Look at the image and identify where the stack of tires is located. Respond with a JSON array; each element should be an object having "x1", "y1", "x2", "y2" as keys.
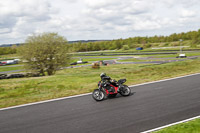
[
  {"x1": 0, "y1": 72, "x2": 40, "y2": 80},
  {"x1": 0, "y1": 74, "x2": 7, "y2": 79}
]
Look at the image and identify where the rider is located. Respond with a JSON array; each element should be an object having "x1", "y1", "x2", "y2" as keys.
[{"x1": 100, "y1": 73, "x2": 116, "y2": 92}]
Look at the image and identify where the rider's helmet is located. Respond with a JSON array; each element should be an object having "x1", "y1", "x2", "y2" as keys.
[{"x1": 100, "y1": 73, "x2": 106, "y2": 78}]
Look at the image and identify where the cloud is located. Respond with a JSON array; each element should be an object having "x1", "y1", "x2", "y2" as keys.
[
  {"x1": 0, "y1": 0, "x2": 56, "y2": 43},
  {"x1": 82, "y1": 0, "x2": 200, "y2": 36},
  {"x1": 82, "y1": 0, "x2": 168, "y2": 33},
  {"x1": 0, "y1": 28, "x2": 11, "y2": 34},
  {"x1": 180, "y1": 9, "x2": 196, "y2": 18},
  {"x1": 0, "y1": 0, "x2": 200, "y2": 44},
  {"x1": 84, "y1": 0, "x2": 121, "y2": 8},
  {"x1": 83, "y1": 0, "x2": 152, "y2": 19}
]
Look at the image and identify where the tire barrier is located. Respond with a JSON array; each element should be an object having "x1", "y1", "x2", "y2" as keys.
[{"x1": 0, "y1": 72, "x2": 40, "y2": 80}]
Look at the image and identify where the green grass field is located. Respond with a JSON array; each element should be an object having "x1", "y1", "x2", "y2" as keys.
[
  {"x1": 0, "y1": 58, "x2": 200, "y2": 108},
  {"x1": 154, "y1": 119, "x2": 200, "y2": 133},
  {"x1": 0, "y1": 65, "x2": 24, "y2": 73}
]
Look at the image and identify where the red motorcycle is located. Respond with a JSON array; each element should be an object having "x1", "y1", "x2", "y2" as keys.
[{"x1": 92, "y1": 79, "x2": 131, "y2": 101}]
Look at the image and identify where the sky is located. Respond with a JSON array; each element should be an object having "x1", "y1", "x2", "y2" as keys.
[{"x1": 0, "y1": 0, "x2": 200, "y2": 44}]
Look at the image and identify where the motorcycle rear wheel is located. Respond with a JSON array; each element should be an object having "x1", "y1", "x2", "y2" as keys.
[
  {"x1": 92, "y1": 89, "x2": 105, "y2": 101},
  {"x1": 120, "y1": 85, "x2": 131, "y2": 96}
]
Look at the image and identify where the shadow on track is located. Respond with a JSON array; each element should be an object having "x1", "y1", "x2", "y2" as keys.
[{"x1": 104, "y1": 92, "x2": 136, "y2": 100}]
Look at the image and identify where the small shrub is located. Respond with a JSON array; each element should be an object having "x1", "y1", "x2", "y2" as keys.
[
  {"x1": 190, "y1": 43, "x2": 197, "y2": 48},
  {"x1": 92, "y1": 63, "x2": 100, "y2": 69},
  {"x1": 122, "y1": 45, "x2": 130, "y2": 50},
  {"x1": 145, "y1": 43, "x2": 152, "y2": 48},
  {"x1": 164, "y1": 43, "x2": 169, "y2": 46}
]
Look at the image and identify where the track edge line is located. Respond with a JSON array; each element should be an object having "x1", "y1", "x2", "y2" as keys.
[{"x1": 141, "y1": 115, "x2": 200, "y2": 133}]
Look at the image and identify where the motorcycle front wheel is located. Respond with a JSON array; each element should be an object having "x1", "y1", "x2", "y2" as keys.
[
  {"x1": 120, "y1": 85, "x2": 131, "y2": 96},
  {"x1": 92, "y1": 89, "x2": 105, "y2": 101}
]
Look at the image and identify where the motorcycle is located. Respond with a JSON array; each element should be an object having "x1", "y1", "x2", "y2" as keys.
[{"x1": 92, "y1": 79, "x2": 131, "y2": 101}]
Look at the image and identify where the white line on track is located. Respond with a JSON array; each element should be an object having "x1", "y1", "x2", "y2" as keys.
[
  {"x1": 0, "y1": 73, "x2": 200, "y2": 112},
  {"x1": 0, "y1": 93, "x2": 92, "y2": 111},
  {"x1": 141, "y1": 115, "x2": 200, "y2": 133},
  {"x1": 129, "y1": 73, "x2": 200, "y2": 88}
]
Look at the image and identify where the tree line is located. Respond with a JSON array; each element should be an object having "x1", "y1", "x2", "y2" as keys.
[
  {"x1": 0, "y1": 46, "x2": 17, "y2": 55},
  {"x1": 1, "y1": 29, "x2": 200, "y2": 55},
  {"x1": 69, "y1": 29, "x2": 200, "y2": 52}
]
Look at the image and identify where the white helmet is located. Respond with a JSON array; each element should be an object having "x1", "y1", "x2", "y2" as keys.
[{"x1": 100, "y1": 73, "x2": 106, "y2": 77}]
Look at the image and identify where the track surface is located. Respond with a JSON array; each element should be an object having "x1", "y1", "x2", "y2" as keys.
[{"x1": 0, "y1": 74, "x2": 200, "y2": 133}]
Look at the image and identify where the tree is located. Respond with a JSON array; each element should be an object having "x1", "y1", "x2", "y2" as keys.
[
  {"x1": 19, "y1": 32, "x2": 71, "y2": 76},
  {"x1": 122, "y1": 45, "x2": 129, "y2": 50}
]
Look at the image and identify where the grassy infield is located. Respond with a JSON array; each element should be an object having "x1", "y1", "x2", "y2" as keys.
[
  {"x1": 0, "y1": 65, "x2": 24, "y2": 73},
  {"x1": 155, "y1": 119, "x2": 200, "y2": 133},
  {"x1": 1, "y1": 51, "x2": 200, "y2": 132}
]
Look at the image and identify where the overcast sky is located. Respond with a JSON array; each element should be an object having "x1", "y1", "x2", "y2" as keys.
[{"x1": 0, "y1": 0, "x2": 200, "y2": 44}]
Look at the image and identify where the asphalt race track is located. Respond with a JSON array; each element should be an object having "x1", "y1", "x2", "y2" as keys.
[{"x1": 0, "y1": 74, "x2": 200, "y2": 133}]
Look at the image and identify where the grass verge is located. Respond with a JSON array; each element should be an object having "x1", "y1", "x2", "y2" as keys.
[
  {"x1": 0, "y1": 58, "x2": 200, "y2": 108},
  {"x1": 154, "y1": 118, "x2": 200, "y2": 133},
  {"x1": 0, "y1": 65, "x2": 24, "y2": 73}
]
